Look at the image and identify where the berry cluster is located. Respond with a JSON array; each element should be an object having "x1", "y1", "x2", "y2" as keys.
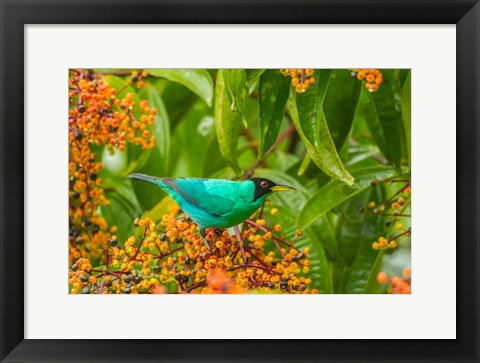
[
  {"x1": 358, "y1": 180, "x2": 411, "y2": 251},
  {"x1": 69, "y1": 205, "x2": 314, "y2": 294},
  {"x1": 350, "y1": 69, "x2": 383, "y2": 92},
  {"x1": 371, "y1": 236, "x2": 398, "y2": 250},
  {"x1": 68, "y1": 69, "x2": 156, "y2": 265},
  {"x1": 130, "y1": 70, "x2": 148, "y2": 89},
  {"x1": 280, "y1": 69, "x2": 315, "y2": 93},
  {"x1": 377, "y1": 268, "x2": 411, "y2": 294}
]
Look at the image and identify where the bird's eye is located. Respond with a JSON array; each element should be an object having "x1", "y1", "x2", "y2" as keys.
[{"x1": 260, "y1": 181, "x2": 269, "y2": 188}]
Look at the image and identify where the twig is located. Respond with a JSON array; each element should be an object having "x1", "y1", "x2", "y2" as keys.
[{"x1": 234, "y1": 225, "x2": 247, "y2": 265}]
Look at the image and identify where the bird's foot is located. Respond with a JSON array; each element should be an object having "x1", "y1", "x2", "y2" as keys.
[
  {"x1": 200, "y1": 228, "x2": 224, "y2": 250},
  {"x1": 200, "y1": 229, "x2": 211, "y2": 250}
]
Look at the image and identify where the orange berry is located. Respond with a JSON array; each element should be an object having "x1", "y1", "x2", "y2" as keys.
[{"x1": 377, "y1": 271, "x2": 388, "y2": 284}]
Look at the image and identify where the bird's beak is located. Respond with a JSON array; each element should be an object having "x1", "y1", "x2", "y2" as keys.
[{"x1": 271, "y1": 184, "x2": 296, "y2": 192}]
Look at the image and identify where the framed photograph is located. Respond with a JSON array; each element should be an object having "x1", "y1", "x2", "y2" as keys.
[{"x1": 1, "y1": 1, "x2": 478, "y2": 362}]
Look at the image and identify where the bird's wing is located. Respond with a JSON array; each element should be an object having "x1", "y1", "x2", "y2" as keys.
[{"x1": 162, "y1": 178, "x2": 236, "y2": 217}]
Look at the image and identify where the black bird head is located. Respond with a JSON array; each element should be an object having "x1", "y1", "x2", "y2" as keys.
[{"x1": 250, "y1": 178, "x2": 296, "y2": 202}]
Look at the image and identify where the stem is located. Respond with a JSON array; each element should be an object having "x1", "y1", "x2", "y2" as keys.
[
  {"x1": 271, "y1": 238, "x2": 286, "y2": 259},
  {"x1": 242, "y1": 245, "x2": 270, "y2": 269},
  {"x1": 234, "y1": 225, "x2": 247, "y2": 265},
  {"x1": 381, "y1": 182, "x2": 411, "y2": 207},
  {"x1": 132, "y1": 224, "x2": 149, "y2": 260},
  {"x1": 185, "y1": 279, "x2": 207, "y2": 293},
  {"x1": 228, "y1": 264, "x2": 279, "y2": 274},
  {"x1": 97, "y1": 71, "x2": 132, "y2": 76},
  {"x1": 375, "y1": 179, "x2": 411, "y2": 184},
  {"x1": 389, "y1": 228, "x2": 411, "y2": 241},
  {"x1": 365, "y1": 212, "x2": 411, "y2": 217},
  {"x1": 258, "y1": 200, "x2": 266, "y2": 219}
]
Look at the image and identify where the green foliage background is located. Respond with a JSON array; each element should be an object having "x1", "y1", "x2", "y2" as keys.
[{"x1": 96, "y1": 68, "x2": 411, "y2": 294}]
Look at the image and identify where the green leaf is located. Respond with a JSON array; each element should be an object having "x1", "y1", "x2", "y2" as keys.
[
  {"x1": 258, "y1": 70, "x2": 291, "y2": 159},
  {"x1": 336, "y1": 185, "x2": 386, "y2": 266},
  {"x1": 99, "y1": 187, "x2": 142, "y2": 242},
  {"x1": 160, "y1": 81, "x2": 199, "y2": 128},
  {"x1": 221, "y1": 69, "x2": 248, "y2": 127},
  {"x1": 128, "y1": 82, "x2": 171, "y2": 177},
  {"x1": 245, "y1": 69, "x2": 266, "y2": 89},
  {"x1": 297, "y1": 153, "x2": 311, "y2": 176},
  {"x1": 313, "y1": 214, "x2": 342, "y2": 265},
  {"x1": 287, "y1": 70, "x2": 354, "y2": 186},
  {"x1": 148, "y1": 69, "x2": 214, "y2": 106},
  {"x1": 401, "y1": 71, "x2": 411, "y2": 166},
  {"x1": 363, "y1": 250, "x2": 386, "y2": 294},
  {"x1": 396, "y1": 69, "x2": 410, "y2": 95},
  {"x1": 203, "y1": 138, "x2": 228, "y2": 177},
  {"x1": 339, "y1": 238, "x2": 381, "y2": 294},
  {"x1": 298, "y1": 225, "x2": 333, "y2": 293},
  {"x1": 297, "y1": 166, "x2": 400, "y2": 229},
  {"x1": 101, "y1": 170, "x2": 143, "y2": 213},
  {"x1": 147, "y1": 83, "x2": 171, "y2": 173},
  {"x1": 322, "y1": 70, "x2": 362, "y2": 149},
  {"x1": 214, "y1": 71, "x2": 242, "y2": 175},
  {"x1": 295, "y1": 70, "x2": 331, "y2": 144},
  {"x1": 128, "y1": 82, "x2": 172, "y2": 211},
  {"x1": 169, "y1": 102, "x2": 214, "y2": 177},
  {"x1": 357, "y1": 69, "x2": 403, "y2": 169}
]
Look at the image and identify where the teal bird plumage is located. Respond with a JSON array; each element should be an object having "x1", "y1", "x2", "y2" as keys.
[{"x1": 128, "y1": 174, "x2": 295, "y2": 238}]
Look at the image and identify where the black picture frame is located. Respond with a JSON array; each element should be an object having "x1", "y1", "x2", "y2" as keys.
[{"x1": 1, "y1": 1, "x2": 478, "y2": 362}]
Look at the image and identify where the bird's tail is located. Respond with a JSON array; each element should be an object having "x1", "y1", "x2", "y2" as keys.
[{"x1": 128, "y1": 173, "x2": 163, "y2": 186}]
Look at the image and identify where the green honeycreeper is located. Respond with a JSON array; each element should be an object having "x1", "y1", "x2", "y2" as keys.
[{"x1": 128, "y1": 174, "x2": 295, "y2": 239}]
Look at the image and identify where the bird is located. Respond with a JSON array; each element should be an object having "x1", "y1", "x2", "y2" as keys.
[{"x1": 128, "y1": 174, "x2": 295, "y2": 242}]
